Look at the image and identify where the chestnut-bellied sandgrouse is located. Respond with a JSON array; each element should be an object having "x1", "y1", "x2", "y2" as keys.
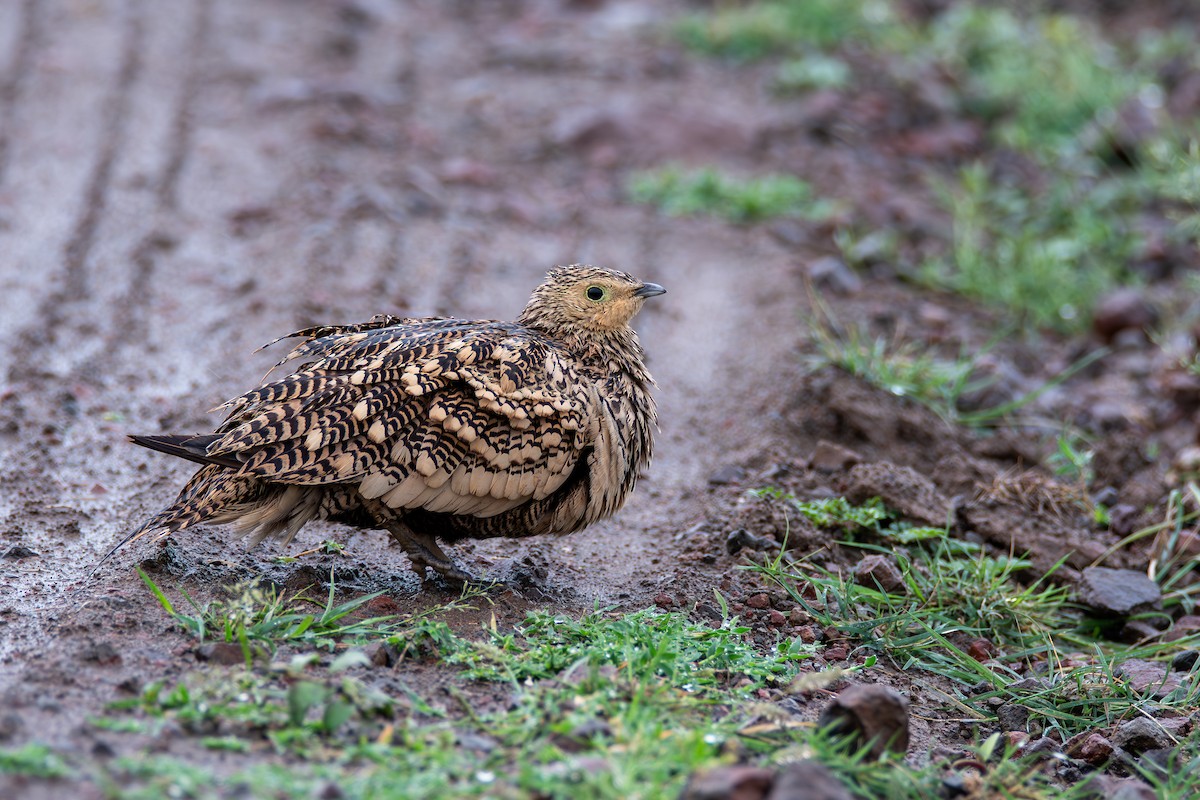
[{"x1": 116, "y1": 265, "x2": 665, "y2": 583}]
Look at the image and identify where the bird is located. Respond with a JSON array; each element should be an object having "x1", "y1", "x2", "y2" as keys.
[{"x1": 114, "y1": 265, "x2": 665, "y2": 583}]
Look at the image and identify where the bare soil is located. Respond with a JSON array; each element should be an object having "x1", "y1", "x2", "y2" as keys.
[{"x1": 1, "y1": 0, "x2": 1197, "y2": 796}]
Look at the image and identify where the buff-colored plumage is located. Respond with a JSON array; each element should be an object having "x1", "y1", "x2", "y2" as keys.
[{"x1": 116, "y1": 265, "x2": 664, "y2": 582}]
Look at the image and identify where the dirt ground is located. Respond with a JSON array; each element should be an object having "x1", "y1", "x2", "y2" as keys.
[{"x1": 1, "y1": 0, "x2": 1198, "y2": 796}]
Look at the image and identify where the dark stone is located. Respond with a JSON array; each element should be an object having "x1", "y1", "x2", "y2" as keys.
[
  {"x1": 1115, "y1": 659, "x2": 1185, "y2": 699},
  {"x1": 818, "y1": 684, "x2": 910, "y2": 759},
  {"x1": 1077, "y1": 567, "x2": 1162, "y2": 617},
  {"x1": 196, "y1": 642, "x2": 247, "y2": 666},
  {"x1": 996, "y1": 703, "x2": 1029, "y2": 732},
  {"x1": 766, "y1": 760, "x2": 852, "y2": 800},
  {"x1": 708, "y1": 465, "x2": 746, "y2": 486},
  {"x1": 1066, "y1": 732, "x2": 1114, "y2": 765},
  {"x1": 1092, "y1": 288, "x2": 1158, "y2": 343},
  {"x1": 806, "y1": 257, "x2": 862, "y2": 296},
  {"x1": 678, "y1": 765, "x2": 775, "y2": 800},
  {"x1": 851, "y1": 555, "x2": 905, "y2": 594},
  {"x1": 1172, "y1": 650, "x2": 1198, "y2": 672},
  {"x1": 746, "y1": 593, "x2": 771, "y2": 610},
  {"x1": 727, "y1": 528, "x2": 777, "y2": 554},
  {"x1": 1, "y1": 544, "x2": 38, "y2": 559},
  {"x1": 1113, "y1": 717, "x2": 1173, "y2": 755},
  {"x1": 809, "y1": 440, "x2": 863, "y2": 473}
]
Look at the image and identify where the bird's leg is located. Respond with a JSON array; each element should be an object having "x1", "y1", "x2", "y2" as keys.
[
  {"x1": 391, "y1": 524, "x2": 473, "y2": 585},
  {"x1": 362, "y1": 500, "x2": 472, "y2": 584}
]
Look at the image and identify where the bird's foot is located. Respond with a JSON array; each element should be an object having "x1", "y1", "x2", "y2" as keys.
[{"x1": 388, "y1": 525, "x2": 474, "y2": 586}]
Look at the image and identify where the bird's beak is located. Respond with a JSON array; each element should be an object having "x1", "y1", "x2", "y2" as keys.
[{"x1": 634, "y1": 282, "x2": 666, "y2": 298}]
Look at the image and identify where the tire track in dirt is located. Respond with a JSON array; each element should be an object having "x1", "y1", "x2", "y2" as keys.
[
  {"x1": 58, "y1": 0, "x2": 145, "y2": 309},
  {"x1": 0, "y1": 0, "x2": 43, "y2": 187},
  {"x1": 157, "y1": 0, "x2": 211, "y2": 211},
  {"x1": 114, "y1": 0, "x2": 213, "y2": 350}
]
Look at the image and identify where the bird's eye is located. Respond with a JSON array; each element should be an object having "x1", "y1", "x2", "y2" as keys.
[{"x1": 586, "y1": 286, "x2": 606, "y2": 301}]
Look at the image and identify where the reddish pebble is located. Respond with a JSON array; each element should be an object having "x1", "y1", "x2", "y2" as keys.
[
  {"x1": 966, "y1": 638, "x2": 995, "y2": 661},
  {"x1": 794, "y1": 625, "x2": 820, "y2": 643},
  {"x1": 653, "y1": 593, "x2": 675, "y2": 609},
  {"x1": 768, "y1": 610, "x2": 786, "y2": 627},
  {"x1": 746, "y1": 593, "x2": 771, "y2": 609},
  {"x1": 824, "y1": 645, "x2": 849, "y2": 661}
]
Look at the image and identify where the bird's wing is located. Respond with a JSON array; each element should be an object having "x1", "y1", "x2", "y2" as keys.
[{"x1": 205, "y1": 319, "x2": 595, "y2": 518}]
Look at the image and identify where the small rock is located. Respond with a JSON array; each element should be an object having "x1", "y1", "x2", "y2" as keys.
[
  {"x1": 80, "y1": 641, "x2": 122, "y2": 666},
  {"x1": 1092, "y1": 288, "x2": 1158, "y2": 343},
  {"x1": 746, "y1": 593, "x2": 771, "y2": 610},
  {"x1": 1164, "y1": 615, "x2": 1200, "y2": 642},
  {"x1": 0, "y1": 713, "x2": 23, "y2": 741},
  {"x1": 1, "y1": 544, "x2": 38, "y2": 559},
  {"x1": 794, "y1": 625, "x2": 819, "y2": 643},
  {"x1": 1102, "y1": 501, "x2": 1138, "y2": 536},
  {"x1": 1171, "y1": 650, "x2": 1198, "y2": 672},
  {"x1": 1078, "y1": 775, "x2": 1157, "y2": 800},
  {"x1": 1118, "y1": 619, "x2": 1163, "y2": 644},
  {"x1": 654, "y1": 593, "x2": 675, "y2": 609},
  {"x1": 851, "y1": 555, "x2": 904, "y2": 594},
  {"x1": 678, "y1": 765, "x2": 775, "y2": 800},
  {"x1": 1022, "y1": 737, "x2": 1061, "y2": 758},
  {"x1": 366, "y1": 643, "x2": 392, "y2": 668},
  {"x1": 806, "y1": 257, "x2": 862, "y2": 296},
  {"x1": 1066, "y1": 732, "x2": 1114, "y2": 765},
  {"x1": 709, "y1": 465, "x2": 746, "y2": 486},
  {"x1": 1077, "y1": 567, "x2": 1162, "y2": 617},
  {"x1": 809, "y1": 440, "x2": 862, "y2": 473},
  {"x1": 727, "y1": 529, "x2": 777, "y2": 554},
  {"x1": 1116, "y1": 659, "x2": 1185, "y2": 698},
  {"x1": 822, "y1": 645, "x2": 848, "y2": 662},
  {"x1": 768, "y1": 610, "x2": 787, "y2": 627},
  {"x1": 1113, "y1": 717, "x2": 1173, "y2": 755},
  {"x1": 766, "y1": 760, "x2": 851, "y2": 800},
  {"x1": 818, "y1": 684, "x2": 910, "y2": 759},
  {"x1": 788, "y1": 608, "x2": 810, "y2": 625},
  {"x1": 551, "y1": 718, "x2": 613, "y2": 754},
  {"x1": 196, "y1": 642, "x2": 246, "y2": 666},
  {"x1": 966, "y1": 638, "x2": 994, "y2": 661},
  {"x1": 996, "y1": 703, "x2": 1029, "y2": 732}
]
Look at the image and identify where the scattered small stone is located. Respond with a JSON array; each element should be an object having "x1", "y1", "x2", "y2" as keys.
[
  {"x1": 0, "y1": 713, "x2": 23, "y2": 741},
  {"x1": 552, "y1": 718, "x2": 613, "y2": 754},
  {"x1": 678, "y1": 765, "x2": 775, "y2": 800},
  {"x1": 80, "y1": 641, "x2": 122, "y2": 666},
  {"x1": 708, "y1": 465, "x2": 746, "y2": 486},
  {"x1": 1008, "y1": 677, "x2": 1049, "y2": 693},
  {"x1": 1172, "y1": 650, "x2": 1199, "y2": 672},
  {"x1": 996, "y1": 703, "x2": 1029, "y2": 732},
  {"x1": 1116, "y1": 659, "x2": 1185, "y2": 698},
  {"x1": 1164, "y1": 615, "x2": 1200, "y2": 642},
  {"x1": 1066, "y1": 732, "x2": 1114, "y2": 765},
  {"x1": 966, "y1": 638, "x2": 994, "y2": 661},
  {"x1": 818, "y1": 684, "x2": 910, "y2": 759},
  {"x1": 1, "y1": 544, "x2": 38, "y2": 559},
  {"x1": 805, "y1": 257, "x2": 862, "y2": 296},
  {"x1": 726, "y1": 528, "x2": 776, "y2": 554},
  {"x1": 851, "y1": 554, "x2": 904, "y2": 594},
  {"x1": 1107, "y1": 504, "x2": 1141, "y2": 538},
  {"x1": 766, "y1": 760, "x2": 851, "y2": 800},
  {"x1": 317, "y1": 781, "x2": 345, "y2": 800},
  {"x1": 1077, "y1": 567, "x2": 1162, "y2": 617},
  {"x1": 788, "y1": 608, "x2": 810, "y2": 625},
  {"x1": 366, "y1": 643, "x2": 393, "y2": 668},
  {"x1": 654, "y1": 593, "x2": 675, "y2": 609},
  {"x1": 746, "y1": 593, "x2": 771, "y2": 610},
  {"x1": 1092, "y1": 288, "x2": 1157, "y2": 344},
  {"x1": 768, "y1": 610, "x2": 787, "y2": 627},
  {"x1": 1117, "y1": 619, "x2": 1163, "y2": 644},
  {"x1": 1113, "y1": 717, "x2": 1173, "y2": 755},
  {"x1": 823, "y1": 645, "x2": 848, "y2": 662},
  {"x1": 196, "y1": 642, "x2": 246, "y2": 666},
  {"x1": 794, "y1": 625, "x2": 819, "y2": 643},
  {"x1": 1022, "y1": 737, "x2": 1062, "y2": 758}
]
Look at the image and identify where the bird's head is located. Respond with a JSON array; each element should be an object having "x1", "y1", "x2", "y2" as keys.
[{"x1": 519, "y1": 265, "x2": 666, "y2": 335}]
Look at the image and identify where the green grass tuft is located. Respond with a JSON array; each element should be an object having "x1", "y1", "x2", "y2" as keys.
[{"x1": 629, "y1": 166, "x2": 832, "y2": 223}]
